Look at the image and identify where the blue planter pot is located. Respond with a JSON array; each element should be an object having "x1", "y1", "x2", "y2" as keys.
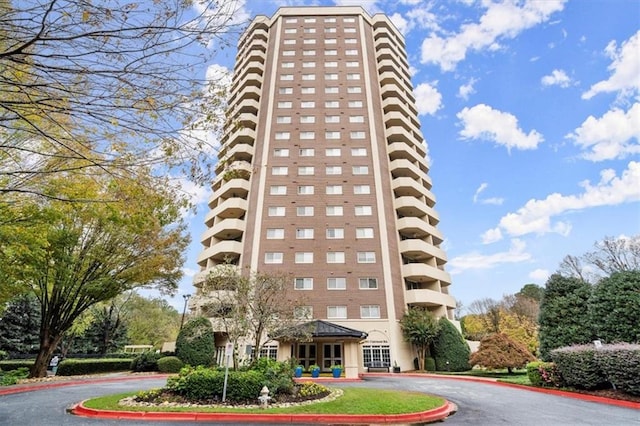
[
  {"x1": 332, "y1": 368, "x2": 342, "y2": 378},
  {"x1": 294, "y1": 366, "x2": 303, "y2": 378},
  {"x1": 311, "y1": 369, "x2": 320, "y2": 378}
]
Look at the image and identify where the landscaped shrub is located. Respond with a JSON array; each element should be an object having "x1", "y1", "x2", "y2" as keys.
[
  {"x1": 550, "y1": 345, "x2": 608, "y2": 390},
  {"x1": 130, "y1": 351, "x2": 163, "y2": 372},
  {"x1": 469, "y1": 333, "x2": 535, "y2": 373},
  {"x1": 589, "y1": 271, "x2": 640, "y2": 344},
  {"x1": 432, "y1": 318, "x2": 471, "y2": 372},
  {"x1": 425, "y1": 357, "x2": 436, "y2": 372},
  {"x1": 165, "y1": 366, "x2": 265, "y2": 402},
  {"x1": 527, "y1": 361, "x2": 564, "y2": 387},
  {"x1": 175, "y1": 317, "x2": 215, "y2": 367},
  {"x1": 0, "y1": 350, "x2": 8, "y2": 361},
  {"x1": 0, "y1": 360, "x2": 33, "y2": 371},
  {"x1": 252, "y1": 357, "x2": 294, "y2": 396},
  {"x1": 56, "y1": 358, "x2": 133, "y2": 375},
  {"x1": 594, "y1": 343, "x2": 640, "y2": 395},
  {"x1": 298, "y1": 381, "x2": 329, "y2": 398},
  {"x1": 157, "y1": 356, "x2": 184, "y2": 373},
  {"x1": 0, "y1": 367, "x2": 29, "y2": 386}
]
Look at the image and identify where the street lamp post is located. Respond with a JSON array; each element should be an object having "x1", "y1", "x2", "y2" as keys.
[{"x1": 180, "y1": 294, "x2": 191, "y2": 329}]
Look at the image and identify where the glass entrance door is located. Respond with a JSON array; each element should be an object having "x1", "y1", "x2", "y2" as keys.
[
  {"x1": 297, "y1": 343, "x2": 317, "y2": 369},
  {"x1": 322, "y1": 343, "x2": 342, "y2": 371}
]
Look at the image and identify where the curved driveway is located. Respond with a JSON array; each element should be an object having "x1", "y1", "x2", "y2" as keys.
[{"x1": 0, "y1": 375, "x2": 638, "y2": 425}]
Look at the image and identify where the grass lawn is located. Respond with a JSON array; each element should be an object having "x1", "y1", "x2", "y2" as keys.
[{"x1": 83, "y1": 387, "x2": 444, "y2": 415}]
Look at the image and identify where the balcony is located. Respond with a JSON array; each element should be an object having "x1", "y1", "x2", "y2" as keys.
[
  {"x1": 228, "y1": 86, "x2": 261, "y2": 110},
  {"x1": 394, "y1": 196, "x2": 439, "y2": 223},
  {"x1": 231, "y1": 72, "x2": 263, "y2": 94},
  {"x1": 383, "y1": 111, "x2": 423, "y2": 142},
  {"x1": 397, "y1": 216, "x2": 445, "y2": 245},
  {"x1": 392, "y1": 177, "x2": 435, "y2": 204},
  {"x1": 378, "y1": 59, "x2": 412, "y2": 86},
  {"x1": 220, "y1": 126, "x2": 256, "y2": 150},
  {"x1": 196, "y1": 240, "x2": 243, "y2": 264},
  {"x1": 378, "y1": 71, "x2": 413, "y2": 95},
  {"x1": 381, "y1": 83, "x2": 416, "y2": 108},
  {"x1": 404, "y1": 288, "x2": 456, "y2": 308},
  {"x1": 206, "y1": 198, "x2": 248, "y2": 222},
  {"x1": 398, "y1": 239, "x2": 447, "y2": 264},
  {"x1": 210, "y1": 178, "x2": 250, "y2": 203},
  {"x1": 402, "y1": 263, "x2": 452, "y2": 285},
  {"x1": 390, "y1": 158, "x2": 428, "y2": 180},
  {"x1": 382, "y1": 97, "x2": 419, "y2": 126},
  {"x1": 200, "y1": 218, "x2": 245, "y2": 246},
  {"x1": 387, "y1": 138, "x2": 427, "y2": 162}
]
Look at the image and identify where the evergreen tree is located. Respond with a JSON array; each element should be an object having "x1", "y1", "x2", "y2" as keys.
[
  {"x1": 538, "y1": 274, "x2": 593, "y2": 360},
  {"x1": 175, "y1": 317, "x2": 216, "y2": 367},
  {"x1": 432, "y1": 318, "x2": 470, "y2": 372},
  {"x1": 589, "y1": 271, "x2": 640, "y2": 344},
  {"x1": 0, "y1": 294, "x2": 41, "y2": 354}
]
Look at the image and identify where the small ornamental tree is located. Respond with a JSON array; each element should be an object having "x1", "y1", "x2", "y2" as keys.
[
  {"x1": 538, "y1": 274, "x2": 593, "y2": 360},
  {"x1": 175, "y1": 317, "x2": 216, "y2": 367},
  {"x1": 589, "y1": 271, "x2": 640, "y2": 344},
  {"x1": 469, "y1": 333, "x2": 535, "y2": 373},
  {"x1": 432, "y1": 318, "x2": 471, "y2": 372},
  {"x1": 400, "y1": 307, "x2": 440, "y2": 371}
]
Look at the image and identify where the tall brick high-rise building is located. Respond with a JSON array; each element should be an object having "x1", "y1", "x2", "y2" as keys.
[{"x1": 192, "y1": 6, "x2": 456, "y2": 377}]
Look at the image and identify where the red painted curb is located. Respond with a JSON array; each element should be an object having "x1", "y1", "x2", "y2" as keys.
[
  {"x1": 70, "y1": 399, "x2": 456, "y2": 424},
  {"x1": 0, "y1": 375, "x2": 170, "y2": 396},
  {"x1": 367, "y1": 373, "x2": 640, "y2": 410}
]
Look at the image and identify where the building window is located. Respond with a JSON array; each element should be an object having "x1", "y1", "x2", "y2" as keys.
[
  {"x1": 282, "y1": 50, "x2": 295, "y2": 56},
  {"x1": 278, "y1": 101, "x2": 293, "y2": 108},
  {"x1": 284, "y1": 18, "x2": 297, "y2": 23},
  {"x1": 324, "y1": 61, "x2": 338, "y2": 68},
  {"x1": 356, "y1": 227, "x2": 374, "y2": 238},
  {"x1": 344, "y1": 17, "x2": 356, "y2": 23},
  {"x1": 302, "y1": 61, "x2": 316, "y2": 68},
  {"x1": 362, "y1": 344, "x2": 390, "y2": 367},
  {"x1": 352, "y1": 165, "x2": 369, "y2": 175},
  {"x1": 325, "y1": 115, "x2": 340, "y2": 123},
  {"x1": 325, "y1": 87, "x2": 339, "y2": 94},
  {"x1": 301, "y1": 87, "x2": 316, "y2": 94},
  {"x1": 346, "y1": 48, "x2": 358, "y2": 55},
  {"x1": 300, "y1": 115, "x2": 316, "y2": 123},
  {"x1": 325, "y1": 37, "x2": 337, "y2": 43},
  {"x1": 354, "y1": 184, "x2": 371, "y2": 194},
  {"x1": 273, "y1": 148, "x2": 289, "y2": 157},
  {"x1": 282, "y1": 62, "x2": 294, "y2": 68},
  {"x1": 351, "y1": 147, "x2": 367, "y2": 156},
  {"x1": 360, "y1": 305, "x2": 380, "y2": 318},
  {"x1": 346, "y1": 61, "x2": 359, "y2": 68},
  {"x1": 326, "y1": 205, "x2": 343, "y2": 216},
  {"x1": 303, "y1": 38, "x2": 316, "y2": 44},
  {"x1": 350, "y1": 131, "x2": 366, "y2": 139},
  {"x1": 325, "y1": 27, "x2": 337, "y2": 33},
  {"x1": 324, "y1": 17, "x2": 336, "y2": 23},
  {"x1": 327, "y1": 252, "x2": 345, "y2": 264},
  {"x1": 357, "y1": 252, "x2": 376, "y2": 263},
  {"x1": 297, "y1": 185, "x2": 314, "y2": 195},
  {"x1": 324, "y1": 49, "x2": 337, "y2": 55},
  {"x1": 266, "y1": 228, "x2": 284, "y2": 239},
  {"x1": 304, "y1": 17, "x2": 316, "y2": 23},
  {"x1": 325, "y1": 148, "x2": 341, "y2": 157},
  {"x1": 296, "y1": 228, "x2": 314, "y2": 239},
  {"x1": 324, "y1": 73, "x2": 338, "y2": 80},
  {"x1": 279, "y1": 87, "x2": 293, "y2": 94},
  {"x1": 284, "y1": 39, "x2": 296, "y2": 45},
  {"x1": 270, "y1": 185, "x2": 287, "y2": 195},
  {"x1": 265, "y1": 252, "x2": 283, "y2": 264},
  {"x1": 303, "y1": 50, "x2": 316, "y2": 56},
  {"x1": 326, "y1": 185, "x2": 343, "y2": 195},
  {"x1": 276, "y1": 116, "x2": 292, "y2": 124},
  {"x1": 327, "y1": 305, "x2": 347, "y2": 319},
  {"x1": 304, "y1": 27, "x2": 316, "y2": 33},
  {"x1": 348, "y1": 100, "x2": 363, "y2": 108},
  {"x1": 301, "y1": 101, "x2": 315, "y2": 108},
  {"x1": 284, "y1": 28, "x2": 297, "y2": 34},
  {"x1": 355, "y1": 205, "x2": 373, "y2": 216},
  {"x1": 345, "y1": 38, "x2": 357, "y2": 44},
  {"x1": 268, "y1": 206, "x2": 285, "y2": 216},
  {"x1": 299, "y1": 148, "x2": 315, "y2": 157},
  {"x1": 280, "y1": 74, "x2": 294, "y2": 81},
  {"x1": 271, "y1": 166, "x2": 288, "y2": 175},
  {"x1": 302, "y1": 73, "x2": 316, "y2": 81},
  {"x1": 298, "y1": 166, "x2": 314, "y2": 175},
  {"x1": 275, "y1": 131, "x2": 290, "y2": 140},
  {"x1": 346, "y1": 73, "x2": 361, "y2": 80},
  {"x1": 295, "y1": 252, "x2": 314, "y2": 264},
  {"x1": 347, "y1": 86, "x2": 362, "y2": 93},
  {"x1": 325, "y1": 101, "x2": 339, "y2": 109},
  {"x1": 297, "y1": 206, "x2": 314, "y2": 216},
  {"x1": 326, "y1": 228, "x2": 344, "y2": 239},
  {"x1": 325, "y1": 130, "x2": 340, "y2": 139},
  {"x1": 294, "y1": 277, "x2": 313, "y2": 290},
  {"x1": 294, "y1": 306, "x2": 313, "y2": 320},
  {"x1": 300, "y1": 131, "x2": 315, "y2": 139},
  {"x1": 327, "y1": 277, "x2": 346, "y2": 290},
  {"x1": 326, "y1": 166, "x2": 342, "y2": 175},
  {"x1": 349, "y1": 115, "x2": 365, "y2": 123},
  {"x1": 359, "y1": 278, "x2": 378, "y2": 289},
  {"x1": 257, "y1": 345, "x2": 278, "y2": 360}
]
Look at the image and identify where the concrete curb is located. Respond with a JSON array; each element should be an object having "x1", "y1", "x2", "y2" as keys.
[
  {"x1": 70, "y1": 399, "x2": 457, "y2": 424},
  {"x1": 0, "y1": 374, "x2": 170, "y2": 396}
]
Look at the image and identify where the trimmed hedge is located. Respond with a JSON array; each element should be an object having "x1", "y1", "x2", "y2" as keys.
[
  {"x1": 56, "y1": 358, "x2": 133, "y2": 376},
  {"x1": 175, "y1": 317, "x2": 216, "y2": 367},
  {"x1": 425, "y1": 357, "x2": 436, "y2": 372},
  {"x1": 594, "y1": 343, "x2": 640, "y2": 396},
  {"x1": 130, "y1": 351, "x2": 163, "y2": 372},
  {"x1": 550, "y1": 345, "x2": 608, "y2": 390},
  {"x1": 0, "y1": 360, "x2": 34, "y2": 371},
  {"x1": 526, "y1": 361, "x2": 564, "y2": 388},
  {"x1": 166, "y1": 366, "x2": 265, "y2": 402},
  {"x1": 157, "y1": 356, "x2": 184, "y2": 373},
  {"x1": 432, "y1": 318, "x2": 471, "y2": 372}
]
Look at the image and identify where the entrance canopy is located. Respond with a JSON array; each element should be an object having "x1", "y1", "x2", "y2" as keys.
[{"x1": 271, "y1": 320, "x2": 368, "y2": 341}]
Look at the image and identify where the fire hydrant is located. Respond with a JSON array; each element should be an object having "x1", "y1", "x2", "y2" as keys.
[{"x1": 258, "y1": 386, "x2": 271, "y2": 408}]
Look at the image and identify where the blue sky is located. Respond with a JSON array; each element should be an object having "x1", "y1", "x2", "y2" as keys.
[{"x1": 166, "y1": 0, "x2": 639, "y2": 314}]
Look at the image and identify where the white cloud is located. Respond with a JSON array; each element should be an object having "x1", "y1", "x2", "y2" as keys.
[
  {"x1": 582, "y1": 30, "x2": 640, "y2": 100},
  {"x1": 567, "y1": 102, "x2": 640, "y2": 161},
  {"x1": 457, "y1": 104, "x2": 544, "y2": 151},
  {"x1": 487, "y1": 161, "x2": 640, "y2": 239},
  {"x1": 481, "y1": 227, "x2": 503, "y2": 244},
  {"x1": 414, "y1": 81, "x2": 443, "y2": 116},
  {"x1": 420, "y1": 0, "x2": 567, "y2": 71},
  {"x1": 528, "y1": 268, "x2": 550, "y2": 282},
  {"x1": 458, "y1": 78, "x2": 478, "y2": 100},
  {"x1": 389, "y1": 12, "x2": 410, "y2": 34},
  {"x1": 332, "y1": 0, "x2": 382, "y2": 14},
  {"x1": 473, "y1": 182, "x2": 489, "y2": 203},
  {"x1": 449, "y1": 239, "x2": 532, "y2": 274},
  {"x1": 406, "y1": 7, "x2": 441, "y2": 32},
  {"x1": 541, "y1": 69, "x2": 573, "y2": 88},
  {"x1": 473, "y1": 182, "x2": 504, "y2": 206}
]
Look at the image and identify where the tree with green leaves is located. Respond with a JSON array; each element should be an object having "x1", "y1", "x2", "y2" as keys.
[
  {"x1": 469, "y1": 333, "x2": 535, "y2": 373},
  {"x1": 589, "y1": 270, "x2": 640, "y2": 344},
  {"x1": 125, "y1": 294, "x2": 180, "y2": 348},
  {"x1": 175, "y1": 317, "x2": 216, "y2": 367},
  {"x1": 0, "y1": 294, "x2": 40, "y2": 354},
  {"x1": 399, "y1": 307, "x2": 440, "y2": 371},
  {"x1": 538, "y1": 274, "x2": 593, "y2": 360},
  {"x1": 1, "y1": 0, "x2": 245, "y2": 201},
  {"x1": 432, "y1": 318, "x2": 470, "y2": 372},
  {"x1": 0, "y1": 166, "x2": 189, "y2": 377}
]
